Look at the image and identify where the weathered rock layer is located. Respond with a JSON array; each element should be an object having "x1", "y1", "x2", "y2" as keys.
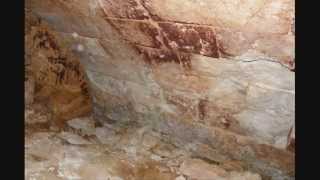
[
  {"x1": 25, "y1": 11, "x2": 92, "y2": 127},
  {"x1": 26, "y1": 0, "x2": 295, "y2": 179}
]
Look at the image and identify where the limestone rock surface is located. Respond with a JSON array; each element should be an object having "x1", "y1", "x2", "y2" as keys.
[{"x1": 26, "y1": 0, "x2": 295, "y2": 179}]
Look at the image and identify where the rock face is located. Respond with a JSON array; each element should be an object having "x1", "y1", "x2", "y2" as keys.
[
  {"x1": 25, "y1": 115, "x2": 264, "y2": 180},
  {"x1": 26, "y1": 0, "x2": 295, "y2": 179},
  {"x1": 180, "y1": 159, "x2": 261, "y2": 180},
  {"x1": 25, "y1": 11, "x2": 92, "y2": 127},
  {"x1": 98, "y1": 0, "x2": 294, "y2": 70}
]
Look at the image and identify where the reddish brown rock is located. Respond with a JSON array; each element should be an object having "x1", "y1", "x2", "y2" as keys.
[
  {"x1": 105, "y1": 19, "x2": 161, "y2": 48},
  {"x1": 25, "y1": 19, "x2": 92, "y2": 128},
  {"x1": 99, "y1": 0, "x2": 150, "y2": 20},
  {"x1": 134, "y1": 46, "x2": 191, "y2": 68},
  {"x1": 159, "y1": 23, "x2": 222, "y2": 58},
  {"x1": 98, "y1": 0, "x2": 294, "y2": 67}
]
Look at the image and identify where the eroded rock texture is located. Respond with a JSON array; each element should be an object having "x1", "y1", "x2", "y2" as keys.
[
  {"x1": 26, "y1": 0, "x2": 295, "y2": 179},
  {"x1": 25, "y1": 11, "x2": 92, "y2": 128}
]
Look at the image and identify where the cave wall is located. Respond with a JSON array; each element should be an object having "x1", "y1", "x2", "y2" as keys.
[
  {"x1": 25, "y1": 11, "x2": 92, "y2": 128},
  {"x1": 26, "y1": 0, "x2": 295, "y2": 179}
]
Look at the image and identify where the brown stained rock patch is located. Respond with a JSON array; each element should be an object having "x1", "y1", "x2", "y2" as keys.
[
  {"x1": 198, "y1": 99, "x2": 208, "y2": 121},
  {"x1": 125, "y1": 0, "x2": 150, "y2": 20},
  {"x1": 26, "y1": 23, "x2": 92, "y2": 128},
  {"x1": 101, "y1": 0, "x2": 150, "y2": 20},
  {"x1": 104, "y1": 19, "x2": 161, "y2": 48},
  {"x1": 25, "y1": 10, "x2": 42, "y2": 34},
  {"x1": 99, "y1": 0, "x2": 293, "y2": 70},
  {"x1": 159, "y1": 23, "x2": 220, "y2": 58},
  {"x1": 100, "y1": 1, "x2": 230, "y2": 68},
  {"x1": 251, "y1": 144, "x2": 294, "y2": 176},
  {"x1": 138, "y1": 22, "x2": 162, "y2": 47},
  {"x1": 100, "y1": 0, "x2": 164, "y2": 21},
  {"x1": 134, "y1": 161, "x2": 176, "y2": 180},
  {"x1": 140, "y1": 0, "x2": 163, "y2": 21},
  {"x1": 33, "y1": 29, "x2": 60, "y2": 51},
  {"x1": 135, "y1": 46, "x2": 192, "y2": 69}
]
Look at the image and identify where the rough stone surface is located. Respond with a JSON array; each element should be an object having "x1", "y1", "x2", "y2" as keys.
[
  {"x1": 25, "y1": 13, "x2": 92, "y2": 128},
  {"x1": 26, "y1": 0, "x2": 295, "y2": 179},
  {"x1": 97, "y1": 0, "x2": 294, "y2": 69},
  {"x1": 180, "y1": 158, "x2": 261, "y2": 180},
  {"x1": 26, "y1": 112, "x2": 263, "y2": 180}
]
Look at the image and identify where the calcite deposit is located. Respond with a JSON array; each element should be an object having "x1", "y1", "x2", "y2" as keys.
[{"x1": 25, "y1": 0, "x2": 295, "y2": 179}]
